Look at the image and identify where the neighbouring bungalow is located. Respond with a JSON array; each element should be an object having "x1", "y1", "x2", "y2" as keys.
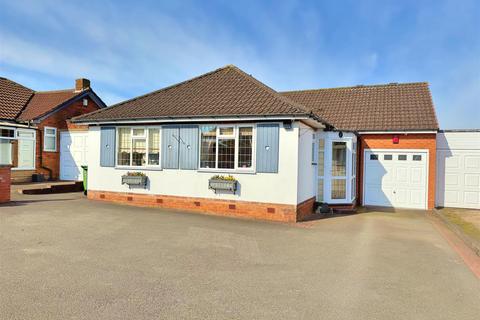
[
  {"x1": 0, "y1": 78, "x2": 106, "y2": 182},
  {"x1": 72, "y1": 65, "x2": 440, "y2": 222}
]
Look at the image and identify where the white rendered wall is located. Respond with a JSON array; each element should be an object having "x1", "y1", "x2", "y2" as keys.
[
  {"x1": 87, "y1": 123, "x2": 300, "y2": 205},
  {"x1": 296, "y1": 123, "x2": 316, "y2": 203}
]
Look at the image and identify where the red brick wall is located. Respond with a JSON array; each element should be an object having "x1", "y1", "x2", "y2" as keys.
[
  {"x1": 88, "y1": 190, "x2": 316, "y2": 223},
  {"x1": 12, "y1": 96, "x2": 100, "y2": 182},
  {"x1": 0, "y1": 166, "x2": 11, "y2": 203},
  {"x1": 358, "y1": 133, "x2": 436, "y2": 209}
]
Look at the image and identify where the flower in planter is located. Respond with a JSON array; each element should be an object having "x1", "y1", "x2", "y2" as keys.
[
  {"x1": 211, "y1": 175, "x2": 236, "y2": 181},
  {"x1": 126, "y1": 171, "x2": 146, "y2": 177}
]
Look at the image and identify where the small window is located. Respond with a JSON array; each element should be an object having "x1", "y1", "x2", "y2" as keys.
[
  {"x1": 44, "y1": 127, "x2": 57, "y2": 152},
  {"x1": 219, "y1": 127, "x2": 234, "y2": 136},
  {"x1": 413, "y1": 155, "x2": 422, "y2": 161},
  {"x1": 398, "y1": 154, "x2": 407, "y2": 161},
  {"x1": 384, "y1": 154, "x2": 392, "y2": 160},
  {"x1": 1, "y1": 128, "x2": 15, "y2": 138},
  {"x1": 132, "y1": 128, "x2": 145, "y2": 137},
  {"x1": 370, "y1": 154, "x2": 378, "y2": 160}
]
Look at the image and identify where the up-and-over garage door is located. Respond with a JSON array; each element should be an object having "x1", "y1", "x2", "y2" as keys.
[
  {"x1": 436, "y1": 132, "x2": 480, "y2": 209},
  {"x1": 363, "y1": 150, "x2": 428, "y2": 209}
]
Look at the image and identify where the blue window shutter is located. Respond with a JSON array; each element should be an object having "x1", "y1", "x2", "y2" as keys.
[
  {"x1": 100, "y1": 127, "x2": 116, "y2": 167},
  {"x1": 256, "y1": 123, "x2": 280, "y2": 173},
  {"x1": 179, "y1": 125, "x2": 199, "y2": 170},
  {"x1": 162, "y1": 126, "x2": 180, "y2": 169}
]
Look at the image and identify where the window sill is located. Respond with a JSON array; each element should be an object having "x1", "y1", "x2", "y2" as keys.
[
  {"x1": 197, "y1": 169, "x2": 256, "y2": 175},
  {"x1": 115, "y1": 166, "x2": 162, "y2": 171}
]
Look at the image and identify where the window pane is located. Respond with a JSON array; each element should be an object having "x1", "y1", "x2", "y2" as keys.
[
  {"x1": 317, "y1": 178, "x2": 324, "y2": 202},
  {"x1": 132, "y1": 128, "x2": 145, "y2": 136},
  {"x1": 219, "y1": 127, "x2": 234, "y2": 136},
  {"x1": 331, "y1": 179, "x2": 346, "y2": 199},
  {"x1": 352, "y1": 151, "x2": 357, "y2": 176},
  {"x1": 351, "y1": 178, "x2": 356, "y2": 199},
  {"x1": 370, "y1": 154, "x2": 378, "y2": 160},
  {"x1": 200, "y1": 126, "x2": 216, "y2": 168},
  {"x1": 45, "y1": 136, "x2": 56, "y2": 151},
  {"x1": 0, "y1": 139, "x2": 12, "y2": 165},
  {"x1": 218, "y1": 139, "x2": 235, "y2": 169},
  {"x1": 398, "y1": 155, "x2": 407, "y2": 161},
  {"x1": 318, "y1": 139, "x2": 325, "y2": 176},
  {"x1": 413, "y1": 155, "x2": 422, "y2": 161},
  {"x1": 132, "y1": 139, "x2": 146, "y2": 166},
  {"x1": 17, "y1": 131, "x2": 34, "y2": 138},
  {"x1": 148, "y1": 129, "x2": 160, "y2": 165},
  {"x1": 332, "y1": 142, "x2": 346, "y2": 176},
  {"x1": 238, "y1": 127, "x2": 252, "y2": 168},
  {"x1": 384, "y1": 154, "x2": 392, "y2": 160},
  {"x1": 45, "y1": 128, "x2": 55, "y2": 135},
  {"x1": 1, "y1": 129, "x2": 15, "y2": 138},
  {"x1": 118, "y1": 128, "x2": 131, "y2": 165}
]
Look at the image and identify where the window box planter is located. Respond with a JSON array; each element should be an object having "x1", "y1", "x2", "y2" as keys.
[
  {"x1": 208, "y1": 176, "x2": 237, "y2": 194},
  {"x1": 121, "y1": 174, "x2": 148, "y2": 188}
]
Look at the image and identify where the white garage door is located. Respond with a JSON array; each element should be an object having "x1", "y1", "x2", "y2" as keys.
[
  {"x1": 364, "y1": 150, "x2": 428, "y2": 209},
  {"x1": 60, "y1": 131, "x2": 88, "y2": 181},
  {"x1": 436, "y1": 132, "x2": 480, "y2": 209}
]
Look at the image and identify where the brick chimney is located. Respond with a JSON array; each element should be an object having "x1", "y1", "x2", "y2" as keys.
[{"x1": 75, "y1": 78, "x2": 90, "y2": 92}]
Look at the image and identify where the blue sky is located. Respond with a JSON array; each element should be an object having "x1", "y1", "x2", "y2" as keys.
[{"x1": 0, "y1": 0, "x2": 479, "y2": 129}]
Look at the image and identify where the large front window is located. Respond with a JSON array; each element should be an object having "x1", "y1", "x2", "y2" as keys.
[
  {"x1": 117, "y1": 127, "x2": 160, "y2": 167},
  {"x1": 200, "y1": 125, "x2": 254, "y2": 170}
]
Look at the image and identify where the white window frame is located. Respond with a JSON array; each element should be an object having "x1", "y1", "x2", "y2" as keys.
[
  {"x1": 43, "y1": 126, "x2": 57, "y2": 152},
  {"x1": 14, "y1": 128, "x2": 36, "y2": 171},
  {"x1": 198, "y1": 123, "x2": 256, "y2": 173},
  {"x1": 115, "y1": 126, "x2": 162, "y2": 169},
  {"x1": 0, "y1": 126, "x2": 16, "y2": 140}
]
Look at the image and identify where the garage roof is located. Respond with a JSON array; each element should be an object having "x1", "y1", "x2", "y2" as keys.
[{"x1": 282, "y1": 83, "x2": 439, "y2": 132}]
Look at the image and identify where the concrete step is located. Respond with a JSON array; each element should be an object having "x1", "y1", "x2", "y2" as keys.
[{"x1": 16, "y1": 181, "x2": 84, "y2": 195}]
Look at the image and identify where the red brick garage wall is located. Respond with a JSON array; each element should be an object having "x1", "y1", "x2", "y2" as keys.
[
  {"x1": 358, "y1": 133, "x2": 436, "y2": 210},
  {"x1": 0, "y1": 165, "x2": 11, "y2": 203}
]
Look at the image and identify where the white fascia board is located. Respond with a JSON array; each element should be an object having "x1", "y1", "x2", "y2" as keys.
[
  {"x1": 0, "y1": 121, "x2": 36, "y2": 129},
  {"x1": 78, "y1": 115, "x2": 321, "y2": 126},
  {"x1": 358, "y1": 130, "x2": 437, "y2": 134}
]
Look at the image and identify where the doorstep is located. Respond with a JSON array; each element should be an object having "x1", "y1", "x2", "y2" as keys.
[{"x1": 12, "y1": 181, "x2": 84, "y2": 195}]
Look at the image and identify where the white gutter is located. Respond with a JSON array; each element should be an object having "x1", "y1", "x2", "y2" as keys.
[
  {"x1": 0, "y1": 121, "x2": 36, "y2": 129},
  {"x1": 358, "y1": 130, "x2": 437, "y2": 134},
  {"x1": 76, "y1": 115, "x2": 320, "y2": 126}
]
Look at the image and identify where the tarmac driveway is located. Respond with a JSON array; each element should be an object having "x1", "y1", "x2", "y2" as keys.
[{"x1": 1, "y1": 192, "x2": 479, "y2": 320}]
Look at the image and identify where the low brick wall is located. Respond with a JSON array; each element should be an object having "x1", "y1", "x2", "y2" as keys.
[
  {"x1": 88, "y1": 190, "x2": 316, "y2": 223},
  {"x1": 0, "y1": 165, "x2": 11, "y2": 203},
  {"x1": 296, "y1": 197, "x2": 317, "y2": 221}
]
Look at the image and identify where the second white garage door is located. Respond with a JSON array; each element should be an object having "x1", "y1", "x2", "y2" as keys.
[
  {"x1": 363, "y1": 150, "x2": 428, "y2": 209},
  {"x1": 60, "y1": 131, "x2": 88, "y2": 181}
]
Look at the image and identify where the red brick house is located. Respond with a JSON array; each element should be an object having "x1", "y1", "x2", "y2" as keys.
[{"x1": 0, "y1": 77, "x2": 106, "y2": 182}]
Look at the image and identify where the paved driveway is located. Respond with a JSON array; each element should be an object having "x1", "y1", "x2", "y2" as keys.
[{"x1": 1, "y1": 193, "x2": 479, "y2": 320}]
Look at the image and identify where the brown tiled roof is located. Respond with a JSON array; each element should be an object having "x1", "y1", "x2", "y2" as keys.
[
  {"x1": 18, "y1": 89, "x2": 79, "y2": 121},
  {"x1": 0, "y1": 77, "x2": 34, "y2": 121},
  {"x1": 73, "y1": 65, "x2": 323, "y2": 123},
  {"x1": 282, "y1": 83, "x2": 439, "y2": 131}
]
